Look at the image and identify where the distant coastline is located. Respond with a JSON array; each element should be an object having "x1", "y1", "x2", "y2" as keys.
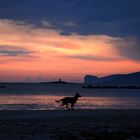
[
  {"x1": 82, "y1": 85, "x2": 140, "y2": 89},
  {"x1": 1, "y1": 82, "x2": 140, "y2": 89},
  {"x1": 1, "y1": 71, "x2": 140, "y2": 89}
]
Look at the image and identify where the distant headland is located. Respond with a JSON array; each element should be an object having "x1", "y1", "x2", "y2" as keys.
[{"x1": 83, "y1": 71, "x2": 140, "y2": 87}]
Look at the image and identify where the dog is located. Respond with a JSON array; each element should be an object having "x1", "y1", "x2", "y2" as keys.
[{"x1": 55, "y1": 92, "x2": 82, "y2": 110}]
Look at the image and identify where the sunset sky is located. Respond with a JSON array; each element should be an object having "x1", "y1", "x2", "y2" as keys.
[{"x1": 0, "y1": 0, "x2": 140, "y2": 82}]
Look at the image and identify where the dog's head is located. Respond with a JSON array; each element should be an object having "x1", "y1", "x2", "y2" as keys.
[{"x1": 75, "y1": 92, "x2": 82, "y2": 98}]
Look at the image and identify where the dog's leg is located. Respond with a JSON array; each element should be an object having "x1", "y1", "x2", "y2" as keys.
[
  {"x1": 71, "y1": 103, "x2": 74, "y2": 110},
  {"x1": 66, "y1": 103, "x2": 70, "y2": 110}
]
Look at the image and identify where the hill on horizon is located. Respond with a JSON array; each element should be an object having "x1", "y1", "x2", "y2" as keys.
[{"x1": 84, "y1": 71, "x2": 140, "y2": 86}]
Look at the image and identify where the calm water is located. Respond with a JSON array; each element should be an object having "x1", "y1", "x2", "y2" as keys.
[{"x1": 0, "y1": 83, "x2": 140, "y2": 110}]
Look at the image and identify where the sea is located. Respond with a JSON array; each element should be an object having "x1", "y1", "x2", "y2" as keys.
[{"x1": 0, "y1": 83, "x2": 140, "y2": 110}]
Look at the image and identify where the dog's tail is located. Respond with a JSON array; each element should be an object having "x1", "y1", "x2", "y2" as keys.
[{"x1": 55, "y1": 99, "x2": 61, "y2": 102}]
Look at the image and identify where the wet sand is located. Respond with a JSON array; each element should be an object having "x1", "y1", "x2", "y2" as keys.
[{"x1": 0, "y1": 109, "x2": 140, "y2": 140}]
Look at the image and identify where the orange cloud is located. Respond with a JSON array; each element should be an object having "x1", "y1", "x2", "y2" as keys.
[{"x1": 0, "y1": 19, "x2": 140, "y2": 82}]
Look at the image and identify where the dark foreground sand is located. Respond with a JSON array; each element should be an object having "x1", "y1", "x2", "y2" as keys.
[{"x1": 0, "y1": 110, "x2": 140, "y2": 140}]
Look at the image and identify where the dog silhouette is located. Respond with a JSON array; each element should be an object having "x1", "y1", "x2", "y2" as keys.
[{"x1": 55, "y1": 93, "x2": 82, "y2": 110}]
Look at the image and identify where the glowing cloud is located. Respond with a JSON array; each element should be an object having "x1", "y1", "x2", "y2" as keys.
[{"x1": 0, "y1": 19, "x2": 140, "y2": 82}]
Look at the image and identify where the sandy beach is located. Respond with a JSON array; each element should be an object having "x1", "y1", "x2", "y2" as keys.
[{"x1": 0, "y1": 109, "x2": 140, "y2": 140}]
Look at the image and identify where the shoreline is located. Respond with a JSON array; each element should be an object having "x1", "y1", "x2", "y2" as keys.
[{"x1": 0, "y1": 109, "x2": 140, "y2": 140}]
